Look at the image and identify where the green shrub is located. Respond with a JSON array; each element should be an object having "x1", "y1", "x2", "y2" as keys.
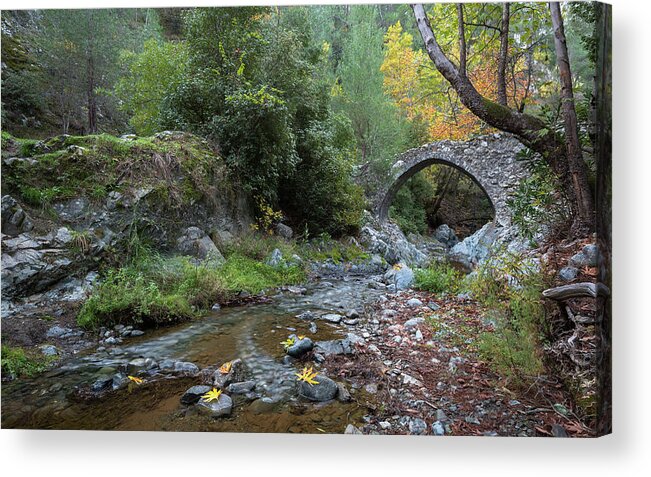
[
  {"x1": 414, "y1": 261, "x2": 463, "y2": 294},
  {"x1": 468, "y1": 251, "x2": 547, "y2": 385},
  {"x1": 78, "y1": 248, "x2": 307, "y2": 329},
  {"x1": 1, "y1": 345, "x2": 52, "y2": 379}
]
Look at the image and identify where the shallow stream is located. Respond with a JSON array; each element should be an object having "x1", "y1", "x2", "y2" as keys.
[{"x1": 2, "y1": 276, "x2": 385, "y2": 432}]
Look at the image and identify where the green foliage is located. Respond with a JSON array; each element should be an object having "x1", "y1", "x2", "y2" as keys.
[
  {"x1": 507, "y1": 150, "x2": 567, "y2": 242},
  {"x1": 115, "y1": 39, "x2": 189, "y2": 135},
  {"x1": 414, "y1": 261, "x2": 463, "y2": 294},
  {"x1": 77, "y1": 247, "x2": 306, "y2": 329},
  {"x1": 1, "y1": 345, "x2": 53, "y2": 379},
  {"x1": 389, "y1": 173, "x2": 433, "y2": 235},
  {"x1": 468, "y1": 251, "x2": 547, "y2": 385}
]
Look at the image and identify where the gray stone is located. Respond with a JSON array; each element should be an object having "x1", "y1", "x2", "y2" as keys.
[
  {"x1": 1, "y1": 195, "x2": 34, "y2": 236},
  {"x1": 569, "y1": 244, "x2": 599, "y2": 268},
  {"x1": 346, "y1": 309, "x2": 360, "y2": 319},
  {"x1": 129, "y1": 329, "x2": 145, "y2": 337},
  {"x1": 344, "y1": 424, "x2": 363, "y2": 435},
  {"x1": 39, "y1": 345, "x2": 58, "y2": 356},
  {"x1": 127, "y1": 358, "x2": 148, "y2": 374},
  {"x1": 174, "y1": 361, "x2": 200, "y2": 375},
  {"x1": 404, "y1": 317, "x2": 425, "y2": 328},
  {"x1": 431, "y1": 421, "x2": 446, "y2": 435},
  {"x1": 406, "y1": 298, "x2": 423, "y2": 307},
  {"x1": 286, "y1": 336, "x2": 314, "y2": 358},
  {"x1": 298, "y1": 374, "x2": 338, "y2": 402},
  {"x1": 227, "y1": 381, "x2": 256, "y2": 394},
  {"x1": 46, "y1": 325, "x2": 72, "y2": 338},
  {"x1": 450, "y1": 223, "x2": 500, "y2": 269},
  {"x1": 427, "y1": 301, "x2": 440, "y2": 311},
  {"x1": 112, "y1": 373, "x2": 129, "y2": 390},
  {"x1": 558, "y1": 266, "x2": 579, "y2": 282},
  {"x1": 434, "y1": 224, "x2": 459, "y2": 247},
  {"x1": 321, "y1": 313, "x2": 343, "y2": 323},
  {"x1": 176, "y1": 227, "x2": 225, "y2": 263},
  {"x1": 551, "y1": 424, "x2": 569, "y2": 438},
  {"x1": 265, "y1": 248, "x2": 284, "y2": 267},
  {"x1": 364, "y1": 383, "x2": 378, "y2": 394},
  {"x1": 212, "y1": 358, "x2": 246, "y2": 388},
  {"x1": 296, "y1": 311, "x2": 316, "y2": 321},
  {"x1": 308, "y1": 322, "x2": 318, "y2": 334},
  {"x1": 91, "y1": 376, "x2": 113, "y2": 393},
  {"x1": 409, "y1": 418, "x2": 428, "y2": 435},
  {"x1": 159, "y1": 359, "x2": 175, "y2": 371},
  {"x1": 383, "y1": 263, "x2": 415, "y2": 290},
  {"x1": 275, "y1": 223, "x2": 293, "y2": 240},
  {"x1": 336, "y1": 382, "x2": 352, "y2": 402},
  {"x1": 181, "y1": 385, "x2": 212, "y2": 405},
  {"x1": 196, "y1": 393, "x2": 233, "y2": 418},
  {"x1": 315, "y1": 338, "x2": 355, "y2": 356}
]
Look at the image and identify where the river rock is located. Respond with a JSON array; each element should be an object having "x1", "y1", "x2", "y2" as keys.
[
  {"x1": 112, "y1": 373, "x2": 129, "y2": 390},
  {"x1": 406, "y1": 298, "x2": 423, "y2": 307},
  {"x1": 174, "y1": 361, "x2": 200, "y2": 375},
  {"x1": 39, "y1": 344, "x2": 58, "y2": 356},
  {"x1": 336, "y1": 382, "x2": 352, "y2": 402},
  {"x1": 227, "y1": 381, "x2": 256, "y2": 394},
  {"x1": 298, "y1": 374, "x2": 338, "y2": 402},
  {"x1": 321, "y1": 313, "x2": 343, "y2": 323},
  {"x1": 91, "y1": 376, "x2": 113, "y2": 393},
  {"x1": 196, "y1": 393, "x2": 233, "y2": 418},
  {"x1": 127, "y1": 358, "x2": 148, "y2": 374},
  {"x1": 212, "y1": 358, "x2": 246, "y2": 388},
  {"x1": 296, "y1": 311, "x2": 316, "y2": 320},
  {"x1": 314, "y1": 337, "x2": 355, "y2": 356},
  {"x1": 383, "y1": 263, "x2": 414, "y2": 290},
  {"x1": 449, "y1": 222, "x2": 499, "y2": 269},
  {"x1": 286, "y1": 336, "x2": 314, "y2": 358},
  {"x1": 181, "y1": 385, "x2": 212, "y2": 405}
]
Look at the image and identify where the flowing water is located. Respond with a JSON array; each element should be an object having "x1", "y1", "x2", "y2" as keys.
[{"x1": 1, "y1": 276, "x2": 385, "y2": 433}]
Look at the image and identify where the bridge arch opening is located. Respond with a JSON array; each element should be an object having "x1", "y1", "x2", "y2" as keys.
[{"x1": 384, "y1": 160, "x2": 495, "y2": 239}]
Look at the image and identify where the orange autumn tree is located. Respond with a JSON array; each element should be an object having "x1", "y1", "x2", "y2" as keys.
[{"x1": 381, "y1": 8, "x2": 533, "y2": 142}]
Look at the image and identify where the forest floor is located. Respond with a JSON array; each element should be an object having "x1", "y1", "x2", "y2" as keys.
[{"x1": 321, "y1": 290, "x2": 593, "y2": 437}]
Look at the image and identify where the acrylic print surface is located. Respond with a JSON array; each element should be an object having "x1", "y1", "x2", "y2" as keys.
[{"x1": 1, "y1": 2, "x2": 611, "y2": 437}]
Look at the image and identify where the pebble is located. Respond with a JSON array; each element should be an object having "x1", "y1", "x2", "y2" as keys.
[
  {"x1": 431, "y1": 421, "x2": 446, "y2": 436},
  {"x1": 406, "y1": 298, "x2": 423, "y2": 307},
  {"x1": 409, "y1": 418, "x2": 428, "y2": 435}
]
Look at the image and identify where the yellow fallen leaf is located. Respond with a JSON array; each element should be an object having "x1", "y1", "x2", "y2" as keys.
[
  {"x1": 201, "y1": 388, "x2": 222, "y2": 403},
  {"x1": 127, "y1": 375, "x2": 143, "y2": 385}
]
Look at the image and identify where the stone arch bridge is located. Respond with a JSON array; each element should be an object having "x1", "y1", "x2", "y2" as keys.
[{"x1": 373, "y1": 134, "x2": 530, "y2": 227}]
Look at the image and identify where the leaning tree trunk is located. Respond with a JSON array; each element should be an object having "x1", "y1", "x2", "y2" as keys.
[
  {"x1": 549, "y1": 2, "x2": 595, "y2": 233},
  {"x1": 411, "y1": 3, "x2": 594, "y2": 234},
  {"x1": 497, "y1": 2, "x2": 510, "y2": 106}
]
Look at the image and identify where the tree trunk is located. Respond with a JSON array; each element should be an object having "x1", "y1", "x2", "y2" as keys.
[
  {"x1": 497, "y1": 3, "x2": 510, "y2": 106},
  {"x1": 549, "y1": 2, "x2": 595, "y2": 233},
  {"x1": 86, "y1": 12, "x2": 97, "y2": 134}
]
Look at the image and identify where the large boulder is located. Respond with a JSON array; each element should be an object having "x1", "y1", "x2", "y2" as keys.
[
  {"x1": 359, "y1": 221, "x2": 427, "y2": 267},
  {"x1": 383, "y1": 263, "x2": 414, "y2": 290},
  {"x1": 176, "y1": 227, "x2": 224, "y2": 263},
  {"x1": 275, "y1": 223, "x2": 293, "y2": 240},
  {"x1": 449, "y1": 222, "x2": 500, "y2": 269}
]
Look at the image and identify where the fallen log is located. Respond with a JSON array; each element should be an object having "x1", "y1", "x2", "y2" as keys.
[{"x1": 542, "y1": 282, "x2": 611, "y2": 301}]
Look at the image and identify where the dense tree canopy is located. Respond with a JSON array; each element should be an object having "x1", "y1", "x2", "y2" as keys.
[{"x1": 1, "y1": 3, "x2": 602, "y2": 238}]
